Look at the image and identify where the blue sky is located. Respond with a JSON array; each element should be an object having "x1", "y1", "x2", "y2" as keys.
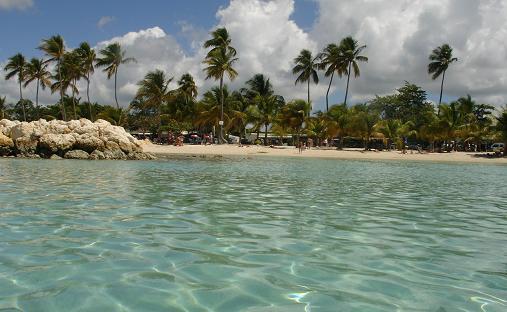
[{"x1": 0, "y1": 0, "x2": 317, "y2": 60}]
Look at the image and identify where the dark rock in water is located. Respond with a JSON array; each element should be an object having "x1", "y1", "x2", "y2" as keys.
[{"x1": 64, "y1": 150, "x2": 90, "y2": 160}]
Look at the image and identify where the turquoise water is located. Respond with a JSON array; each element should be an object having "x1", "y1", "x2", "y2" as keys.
[{"x1": 0, "y1": 157, "x2": 506, "y2": 311}]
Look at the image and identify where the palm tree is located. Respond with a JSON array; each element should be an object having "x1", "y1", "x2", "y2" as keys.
[
  {"x1": 327, "y1": 104, "x2": 349, "y2": 149},
  {"x1": 0, "y1": 96, "x2": 7, "y2": 119},
  {"x1": 39, "y1": 35, "x2": 66, "y2": 120},
  {"x1": 62, "y1": 51, "x2": 85, "y2": 120},
  {"x1": 24, "y1": 58, "x2": 51, "y2": 118},
  {"x1": 51, "y1": 54, "x2": 79, "y2": 120},
  {"x1": 339, "y1": 36, "x2": 368, "y2": 106},
  {"x1": 203, "y1": 27, "x2": 237, "y2": 56},
  {"x1": 292, "y1": 49, "x2": 319, "y2": 112},
  {"x1": 76, "y1": 42, "x2": 96, "y2": 120},
  {"x1": 496, "y1": 109, "x2": 507, "y2": 157},
  {"x1": 4, "y1": 53, "x2": 27, "y2": 121},
  {"x1": 243, "y1": 74, "x2": 284, "y2": 144},
  {"x1": 203, "y1": 48, "x2": 238, "y2": 144},
  {"x1": 177, "y1": 73, "x2": 198, "y2": 105},
  {"x1": 135, "y1": 70, "x2": 173, "y2": 131},
  {"x1": 428, "y1": 44, "x2": 458, "y2": 108},
  {"x1": 277, "y1": 99, "x2": 311, "y2": 144},
  {"x1": 375, "y1": 119, "x2": 416, "y2": 151},
  {"x1": 96, "y1": 42, "x2": 136, "y2": 124},
  {"x1": 319, "y1": 43, "x2": 346, "y2": 112},
  {"x1": 195, "y1": 86, "x2": 237, "y2": 131}
]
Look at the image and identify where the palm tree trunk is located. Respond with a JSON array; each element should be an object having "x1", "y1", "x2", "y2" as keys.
[
  {"x1": 72, "y1": 79, "x2": 77, "y2": 120},
  {"x1": 264, "y1": 122, "x2": 269, "y2": 146},
  {"x1": 87, "y1": 71, "x2": 93, "y2": 121},
  {"x1": 325, "y1": 71, "x2": 335, "y2": 113},
  {"x1": 438, "y1": 70, "x2": 446, "y2": 114},
  {"x1": 114, "y1": 70, "x2": 122, "y2": 125},
  {"x1": 344, "y1": 62, "x2": 352, "y2": 106},
  {"x1": 19, "y1": 79, "x2": 26, "y2": 121},
  {"x1": 36, "y1": 78, "x2": 40, "y2": 119},
  {"x1": 58, "y1": 59, "x2": 66, "y2": 121},
  {"x1": 307, "y1": 79, "x2": 311, "y2": 116},
  {"x1": 219, "y1": 75, "x2": 224, "y2": 144}
]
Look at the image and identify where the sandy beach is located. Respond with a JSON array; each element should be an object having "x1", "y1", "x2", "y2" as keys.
[{"x1": 143, "y1": 143, "x2": 507, "y2": 164}]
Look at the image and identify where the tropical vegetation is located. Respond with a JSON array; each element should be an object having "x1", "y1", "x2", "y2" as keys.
[{"x1": 1, "y1": 32, "x2": 505, "y2": 156}]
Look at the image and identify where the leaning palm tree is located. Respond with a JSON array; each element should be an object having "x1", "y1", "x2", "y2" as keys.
[
  {"x1": 96, "y1": 42, "x2": 136, "y2": 124},
  {"x1": 203, "y1": 48, "x2": 238, "y2": 144},
  {"x1": 339, "y1": 36, "x2": 368, "y2": 106},
  {"x1": 24, "y1": 58, "x2": 51, "y2": 118},
  {"x1": 135, "y1": 69, "x2": 173, "y2": 130},
  {"x1": 4, "y1": 53, "x2": 27, "y2": 121},
  {"x1": 319, "y1": 43, "x2": 346, "y2": 112},
  {"x1": 292, "y1": 49, "x2": 319, "y2": 112},
  {"x1": 39, "y1": 35, "x2": 66, "y2": 120},
  {"x1": 76, "y1": 42, "x2": 96, "y2": 120},
  {"x1": 428, "y1": 44, "x2": 458, "y2": 108}
]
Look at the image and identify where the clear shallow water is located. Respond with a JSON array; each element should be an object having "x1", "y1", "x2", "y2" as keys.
[{"x1": 0, "y1": 157, "x2": 506, "y2": 312}]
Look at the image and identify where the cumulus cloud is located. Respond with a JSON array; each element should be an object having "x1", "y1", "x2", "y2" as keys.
[
  {"x1": 0, "y1": 0, "x2": 33, "y2": 10},
  {"x1": 1, "y1": 0, "x2": 507, "y2": 111},
  {"x1": 312, "y1": 0, "x2": 507, "y2": 107},
  {"x1": 97, "y1": 16, "x2": 115, "y2": 29}
]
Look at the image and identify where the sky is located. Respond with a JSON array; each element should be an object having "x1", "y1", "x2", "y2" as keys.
[{"x1": 0, "y1": 0, "x2": 506, "y2": 112}]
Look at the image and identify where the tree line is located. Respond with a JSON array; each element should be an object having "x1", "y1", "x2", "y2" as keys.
[{"x1": 1, "y1": 29, "x2": 506, "y2": 154}]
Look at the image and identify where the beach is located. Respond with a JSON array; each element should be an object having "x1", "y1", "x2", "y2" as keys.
[{"x1": 144, "y1": 143, "x2": 507, "y2": 164}]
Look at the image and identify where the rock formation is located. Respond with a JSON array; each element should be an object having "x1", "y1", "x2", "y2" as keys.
[{"x1": 0, "y1": 118, "x2": 155, "y2": 160}]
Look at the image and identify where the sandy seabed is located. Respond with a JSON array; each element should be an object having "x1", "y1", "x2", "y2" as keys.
[{"x1": 143, "y1": 143, "x2": 507, "y2": 164}]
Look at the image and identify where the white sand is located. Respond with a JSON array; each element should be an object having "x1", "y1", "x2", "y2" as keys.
[{"x1": 143, "y1": 143, "x2": 507, "y2": 164}]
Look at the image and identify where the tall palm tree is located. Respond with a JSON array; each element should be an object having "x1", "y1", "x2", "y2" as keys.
[
  {"x1": 428, "y1": 44, "x2": 458, "y2": 108},
  {"x1": 203, "y1": 27, "x2": 237, "y2": 56},
  {"x1": 319, "y1": 43, "x2": 346, "y2": 112},
  {"x1": 339, "y1": 36, "x2": 368, "y2": 106},
  {"x1": 24, "y1": 58, "x2": 51, "y2": 118},
  {"x1": 292, "y1": 49, "x2": 319, "y2": 112},
  {"x1": 203, "y1": 48, "x2": 238, "y2": 144},
  {"x1": 135, "y1": 69, "x2": 173, "y2": 131},
  {"x1": 39, "y1": 35, "x2": 66, "y2": 120},
  {"x1": 50, "y1": 55, "x2": 78, "y2": 120},
  {"x1": 76, "y1": 42, "x2": 96, "y2": 120},
  {"x1": 4, "y1": 53, "x2": 27, "y2": 121},
  {"x1": 96, "y1": 42, "x2": 136, "y2": 124},
  {"x1": 63, "y1": 51, "x2": 86, "y2": 120}
]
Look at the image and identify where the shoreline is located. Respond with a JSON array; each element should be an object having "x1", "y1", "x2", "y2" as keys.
[{"x1": 143, "y1": 144, "x2": 507, "y2": 165}]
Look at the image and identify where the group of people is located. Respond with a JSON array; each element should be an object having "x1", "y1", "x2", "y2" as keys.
[{"x1": 297, "y1": 138, "x2": 314, "y2": 154}]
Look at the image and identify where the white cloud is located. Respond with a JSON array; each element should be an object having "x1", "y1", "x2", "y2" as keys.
[
  {"x1": 2, "y1": 0, "x2": 507, "y2": 112},
  {"x1": 97, "y1": 16, "x2": 115, "y2": 29},
  {"x1": 0, "y1": 0, "x2": 33, "y2": 10},
  {"x1": 311, "y1": 0, "x2": 507, "y2": 107}
]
